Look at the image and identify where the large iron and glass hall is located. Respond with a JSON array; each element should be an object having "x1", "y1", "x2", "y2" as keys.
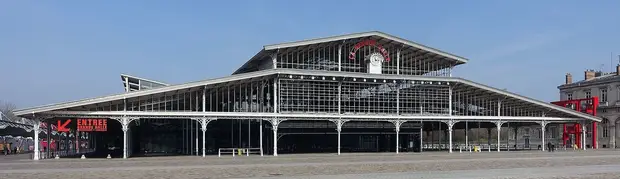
[{"x1": 14, "y1": 31, "x2": 601, "y2": 160}]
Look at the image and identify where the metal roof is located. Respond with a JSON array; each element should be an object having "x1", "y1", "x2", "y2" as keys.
[
  {"x1": 15, "y1": 69, "x2": 280, "y2": 116},
  {"x1": 264, "y1": 31, "x2": 469, "y2": 63},
  {"x1": 233, "y1": 31, "x2": 469, "y2": 74},
  {"x1": 14, "y1": 69, "x2": 600, "y2": 122}
]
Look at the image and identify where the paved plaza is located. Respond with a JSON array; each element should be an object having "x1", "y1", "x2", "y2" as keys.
[{"x1": 1, "y1": 150, "x2": 620, "y2": 179}]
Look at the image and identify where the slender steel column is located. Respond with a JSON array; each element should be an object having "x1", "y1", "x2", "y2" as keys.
[
  {"x1": 496, "y1": 122, "x2": 502, "y2": 152},
  {"x1": 443, "y1": 120, "x2": 457, "y2": 153},
  {"x1": 33, "y1": 121, "x2": 40, "y2": 160},
  {"x1": 449, "y1": 124, "x2": 453, "y2": 153},
  {"x1": 337, "y1": 124, "x2": 342, "y2": 155},
  {"x1": 592, "y1": 121, "x2": 597, "y2": 149},
  {"x1": 248, "y1": 120, "x2": 252, "y2": 148},
  {"x1": 391, "y1": 120, "x2": 404, "y2": 154},
  {"x1": 260, "y1": 119, "x2": 263, "y2": 156},
  {"x1": 419, "y1": 126, "x2": 423, "y2": 152},
  {"x1": 202, "y1": 120, "x2": 206, "y2": 157},
  {"x1": 337, "y1": 45, "x2": 342, "y2": 71},
  {"x1": 122, "y1": 119, "x2": 129, "y2": 159},
  {"x1": 198, "y1": 118, "x2": 213, "y2": 158},
  {"x1": 112, "y1": 117, "x2": 137, "y2": 159},
  {"x1": 540, "y1": 122, "x2": 547, "y2": 151},
  {"x1": 497, "y1": 100, "x2": 502, "y2": 152},
  {"x1": 448, "y1": 86, "x2": 453, "y2": 152},
  {"x1": 195, "y1": 121, "x2": 199, "y2": 156},
  {"x1": 272, "y1": 126, "x2": 278, "y2": 156},
  {"x1": 337, "y1": 82, "x2": 341, "y2": 114},
  {"x1": 396, "y1": 49, "x2": 400, "y2": 75},
  {"x1": 271, "y1": 119, "x2": 280, "y2": 156},
  {"x1": 582, "y1": 123, "x2": 587, "y2": 151},
  {"x1": 333, "y1": 120, "x2": 348, "y2": 155},
  {"x1": 465, "y1": 121, "x2": 469, "y2": 148}
]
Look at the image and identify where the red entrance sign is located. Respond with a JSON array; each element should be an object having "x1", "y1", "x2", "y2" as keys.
[
  {"x1": 348, "y1": 39, "x2": 391, "y2": 62},
  {"x1": 77, "y1": 119, "x2": 107, "y2": 132},
  {"x1": 57, "y1": 120, "x2": 71, "y2": 132}
]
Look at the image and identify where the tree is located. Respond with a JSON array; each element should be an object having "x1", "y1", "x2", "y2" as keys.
[{"x1": 0, "y1": 101, "x2": 18, "y2": 122}]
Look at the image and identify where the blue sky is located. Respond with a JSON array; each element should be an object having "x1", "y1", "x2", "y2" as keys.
[{"x1": 1, "y1": 1, "x2": 619, "y2": 108}]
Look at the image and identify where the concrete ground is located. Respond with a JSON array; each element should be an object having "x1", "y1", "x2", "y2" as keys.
[{"x1": 1, "y1": 150, "x2": 620, "y2": 179}]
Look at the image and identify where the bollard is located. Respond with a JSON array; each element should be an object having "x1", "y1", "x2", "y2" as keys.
[
  {"x1": 107, "y1": 154, "x2": 111, "y2": 159},
  {"x1": 81, "y1": 155, "x2": 86, "y2": 159},
  {"x1": 459, "y1": 147, "x2": 462, "y2": 153},
  {"x1": 488, "y1": 146, "x2": 491, "y2": 152},
  {"x1": 55, "y1": 154, "x2": 59, "y2": 159}
]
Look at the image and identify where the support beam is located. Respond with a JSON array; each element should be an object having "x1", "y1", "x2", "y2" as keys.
[
  {"x1": 611, "y1": 124, "x2": 617, "y2": 149},
  {"x1": 396, "y1": 84, "x2": 400, "y2": 115},
  {"x1": 448, "y1": 86, "x2": 453, "y2": 117},
  {"x1": 202, "y1": 87, "x2": 206, "y2": 112},
  {"x1": 33, "y1": 121, "x2": 40, "y2": 160},
  {"x1": 122, "y1": 121, "x2": 128, "y2": 159},
  {"x1": 496, "y1": 100, "x2": 502, "y2": 152},
  {"x1": 396, "y1": 49, "x2": 400, "y2": 75},
  {"x1": 248, "y1": 120, "x2": 252, "y2": 148},
  {"x1": 539, "y1": 121, "x2": 548, "y2": 151},
  {"x1": 331, "y1": 119, "x2": 349, "y2": 155},
  {"x1": 268, "y1": 118, "x2": 284, "y2": 156},
  {"x1": 465, "y1": 121, "x2": 469, "y2": 148},
  {"x1": 124, "y1": 76, "x2": 129, "y2": 92},
  {"x1": 582, "y1": 122, "x2": 587, "y2": 151},
  {"x1": 273, "y1": 80, "x2": 278, "y2": 113},
  {"x1": 338, "y1": 45, "x2": 342, "y2": 71},
  {"x1": 338, "y1": 82, "x2": 342, "y2": 114},
  {"x1": 260, "y1": 119, "x2": 263, "y2": 156},
  {"x1": 111, "y1": 117, "x2": 138, "y2": 159},
  {"x1": 271, "y1": 53, "x2": 277, "y2": 69},
  {"x1": 494, "y1": 121, "x2": 504, "y2": 152},
  {"x1": 390, "y1": 120, "x2": 405, "y2": 154},
  {"x1": 419, "y1": 126, "x2": 423, "y2": 152},
  {"x1": 446, "y1": 85, "x2": 454, "y2": 153},
  {"x1": 441, "y1": 120, "x2": 458, "y2": 153},
  {"x1": 514, "y1": 126, "x2": 519, "y2": 150},
  {"x1": 194, "y1": 118, "x2": 215, "y2": 158},
  {"x1": 592, "y1": 121, "x2": 597, "y2": 149}
]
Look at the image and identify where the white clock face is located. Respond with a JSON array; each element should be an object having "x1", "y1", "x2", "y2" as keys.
[{"x1": 369, "y1": 53, "x2": 384, "y2": 65}]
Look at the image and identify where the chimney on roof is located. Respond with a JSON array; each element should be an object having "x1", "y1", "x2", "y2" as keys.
[
  {"x1": 585, "y1": 70, "x2": 595, "y2": 81},
  {"x1": 595, "y1": 71, "x2": 603, "y2": 77},
  {"x1": 565, "y1": 73, "x2": 572, "y2": 84}
]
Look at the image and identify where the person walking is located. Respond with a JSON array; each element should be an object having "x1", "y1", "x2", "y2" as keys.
[
  {"x1": 0, "y1": 142, "x2": 5, "y2": 155},
  {"x1": 7, "y1": 143, "x2": 11, "y2": 155}
]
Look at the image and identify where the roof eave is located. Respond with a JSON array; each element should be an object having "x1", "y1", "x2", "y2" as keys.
[
  {"x1": 15, "y1": 69, "x2": 281, "y2": 116},
  {"x1": 456, "y1": 77, "x2": 601, "y2": 122}
]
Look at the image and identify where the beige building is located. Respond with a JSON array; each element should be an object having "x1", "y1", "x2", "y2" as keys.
[{"x1": 558, "y1": 65, "x2": 620, "y2": 148}]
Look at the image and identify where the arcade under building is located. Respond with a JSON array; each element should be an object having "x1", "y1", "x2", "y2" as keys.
[{"x1": 14, "y1": 31, "x2": 601, "y2": 160}]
